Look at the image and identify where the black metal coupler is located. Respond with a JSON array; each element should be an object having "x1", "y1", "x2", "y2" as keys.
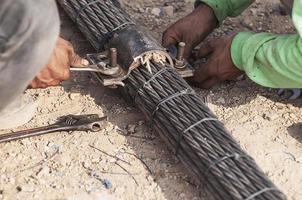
[{"x1": 87, "y1": 24, "x2": 193, "y2": 87}]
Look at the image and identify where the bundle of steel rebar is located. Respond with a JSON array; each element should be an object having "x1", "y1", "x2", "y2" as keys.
[{"x1": 58, "y1": 0, "x2": 286, "y2": 199}]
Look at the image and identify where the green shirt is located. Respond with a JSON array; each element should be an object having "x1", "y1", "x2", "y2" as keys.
[{"x1": 199, "y1": 0, "x2": 302, "y2": 88}]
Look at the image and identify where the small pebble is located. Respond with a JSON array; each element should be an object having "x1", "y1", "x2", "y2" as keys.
[{"x1": 102, "y1": 179, "x2": 113, "y2": 189}]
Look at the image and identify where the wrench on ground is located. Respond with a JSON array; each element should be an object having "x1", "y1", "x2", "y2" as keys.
[{"x1": 0, "y1": 114, "x2": 107, "y2": 143}]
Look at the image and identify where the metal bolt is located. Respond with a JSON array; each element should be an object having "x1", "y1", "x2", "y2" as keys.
[
  {"x1": 177, "y1": 42, "x2": 185, "y2": 61},
  {"x1": 109, "y1": 48, "x2": 117, "y2": 68}
]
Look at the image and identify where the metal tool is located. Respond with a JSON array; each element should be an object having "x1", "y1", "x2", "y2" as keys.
[
  {"x1": 70, "y1": 51, "x2": 121, "y2": 76},
  {"x1": 0, "y1": 114, "x2": 107, "y2": 143}
]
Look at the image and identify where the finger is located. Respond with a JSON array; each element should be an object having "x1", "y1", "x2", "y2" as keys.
[
  {"x1": 28, "y1": 80, "x2": 37, "y2": 89},
  {"x1": 30, "y1": 79, "x2": 48, "y2": 89},
  {"x1": 162, "y1": 29, "x2": 178, "y2": 48},
  {"x1": 61, "y1": 69, "x2": 71, "y2": 81},
  {"x1": 183, "y1": 43, "x2": 194, "y2": 59},
  {"x1": 196, "y1": 41, "x2": 215, "y2": 59},
  {"x1": 47, "y1": 79, "x2": 61, "y2": 87},
  {"x1": 60, "y1": 37, "x2": 89, "y2": 68},
  {"x1": 199, "y1": 77, "x2": 219, "y2": 89},
  {"x1": 70, "y1": 54, "x2": 89, "y2": 68},
  {"x1": 193, "y1": 61, "x2": 214, "y2": 83}
]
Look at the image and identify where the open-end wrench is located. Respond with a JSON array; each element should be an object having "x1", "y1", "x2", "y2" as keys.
[{"x1": 0, "y1": 114, "x2": 107, "y2": 143}]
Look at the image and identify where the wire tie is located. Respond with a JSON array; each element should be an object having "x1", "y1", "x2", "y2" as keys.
[
  {"x1": 134, "y1": 67, "x2": 175, "y2": 104},
  {"x1": 151, "y1": 89, "x2": 195, "y2": 120},
  {"x1": 203, "y1": 153, "x2": 249, "y2": 179},
  {"x1": 244, "y1": 187, "x2": 283, "y2": 200},
  {"x1": 110, "y1": 22, "x2": 135, "y2": 33},
  {"x1": 174, "y1": 117, "x2": 219, "y2": 155}
]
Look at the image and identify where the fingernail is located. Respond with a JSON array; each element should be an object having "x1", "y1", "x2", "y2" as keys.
[{"x1": 82, "y1": 59, "x2": 89, "y2": 66}]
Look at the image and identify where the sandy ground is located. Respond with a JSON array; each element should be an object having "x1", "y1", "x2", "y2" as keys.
[{"x1": 0, "y1": 0, "x2": 302, "y2": 199}]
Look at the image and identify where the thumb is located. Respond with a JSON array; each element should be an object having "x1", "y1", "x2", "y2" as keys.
[
  {"x1": 199, "y1": 77, "x2": 219, "y2": 89},
  {"x1": 193, "y1": 59, "x2": 214, "y2": 83},
  {"x1": 195, "y1": 40, "x2": 215, "y2": 59},
  {"x1": 162, "y1": 29, "x2": 178, "y2": 48},
  {"x1": 70, "y1": 54, "x2": 89, "y2": 68}
]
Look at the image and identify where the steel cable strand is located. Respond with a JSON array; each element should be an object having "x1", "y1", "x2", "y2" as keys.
[
  {"x1": 161, "y1": 88, "x2": 264, "y2": 198},
  {"x1": 148, "y1": 71, "x2": 255, "y2": 198},
  {"x1": 142, "y1": 63, "x2": 284, "y2": 198},
  {"x1": 60, "y1": 0, "x2": 103, "y2": 49},
  {"x1": 151, "y1": 122, "x2": 222, "y2": 200},
  {"x1": 134, "y1": 65, "x2": 252, "y2": 198},
  {"x1": 61, "y1": 0, "x2": 115, "y2": 48},
  {"x1": 96, "y1": 1, "x2": 132, "y2": 25},
  {"x1": 129, "y1": 66, "x2": 284, "y2": 199},
  {"x1": 158, "y1": 71, "x2": 267, "y2": 197},
  {"x1": 81, "y1": 0, "x2": 120, "y2": 32},
  {"x1": 80, "y1": 1, "x2": 117, "y2": 34},
  {"x1": 138, "y1": 66, "x2": 251, "y2": 199},
  {"x1": 165, "y1": 72, "x2": 284, "y2": 199},
  {"x1": 185, "y1": 94, "x2": 284, "y2": 199},
  {"x1": 101, "y1": 0, "x2": 133, "y2": 23},
  {"x1": 163, "y1": 76, "x2": 272, "y2": 191},
  {"x1": 166, "y1": 73, "x2": 252, "y2": 154},
  {"x1": 138, "y1": 66, "x2": 237, "y2": 163},
  {"x1": 145, "y1": 65, "x2": 239, "y2": 151},
  {"x1": 132, "y1": 67, "x2": 245, "y2": 199},
  {"x1": 129, "y1": 69, "x2": 192, "y2": 138},
  {"x1": 153, "y1": 76, "x2": 284, "y2": 199},
  {"x1": 127, "y1": 70, "x2": 235, "y2": 199},
  {"x1": 66, "y1": 0, "x2": 103, "y2": 36},
  {"x1": 126, "y1": 74, "x2": 204, "y2": 175},
  {"x1": 73, "y1": 0, "x2": 108, "y2": 43},
  {"x1": 127, "y1": 69, "x2": 233, "y2": 197},
  {"x1": 76, "y1": 0, "x2": 114, "y2": 32},
  {"x1": 59, "y1": 1, "x2": 100, "y2": 49},
  {"x1": 72, "y1": 0, "x2": 110, "y2": 36},
  {"x1": 93, "y1": 0, "x2": 122, "y2": 26},
  {"x1": 164, "y1": 73, "x2": 280, "y2": 199},
  {"x1": 126, "y1": 72, "x2": 209, "y2": 179}
]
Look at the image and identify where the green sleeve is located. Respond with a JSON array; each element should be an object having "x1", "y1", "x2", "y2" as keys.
[
  {"x1": 196, "y1": 0, "x2": 254, "y2": 23},
  {"x1": 231, "y1": 0, "x2": 302, "y2": 88}
]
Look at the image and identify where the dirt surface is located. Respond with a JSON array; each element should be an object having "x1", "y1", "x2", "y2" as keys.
[{"x1": 0, "y1": 0, "x2": 302, "y2": 199}]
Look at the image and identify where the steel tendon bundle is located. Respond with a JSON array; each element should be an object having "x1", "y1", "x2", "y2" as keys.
[{"x1": 58, "y1": 0, "x2": 286, "y2": 199}]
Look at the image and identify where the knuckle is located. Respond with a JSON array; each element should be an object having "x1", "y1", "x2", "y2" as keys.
[
  {"x1": 61, "y1": 70, "x2": 70, "y2": 80},
  {"x1": 41, "y1": 84, "x2": 48, "y2": 89},
  {"x1": 49, "y1": 80, "x2": 60, "y2": 87},
  {"x1": 163, "y1": 29, "x2": 171, "y2": 37},
  {"x1": 29, "y1": 82, "x2": 36, "y2": 89}
]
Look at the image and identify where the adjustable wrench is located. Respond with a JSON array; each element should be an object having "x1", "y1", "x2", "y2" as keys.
[{"x1": 0, "y1": 114, "x2": 107, "y2": 143}]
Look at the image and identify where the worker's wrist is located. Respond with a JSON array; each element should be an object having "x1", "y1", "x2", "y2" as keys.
[
  {"x1": 231, "y1": 32, "x2": 252, "y2": 72},
  {"x1": 196, "y1": 0, "x2": 226, "y2": 24},
  {"x1": 192, "y1": 2, "x2": 218, "y2": 33}
]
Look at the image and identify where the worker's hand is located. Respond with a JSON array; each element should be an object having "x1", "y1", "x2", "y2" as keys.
[
  {"x1": 162, "y1": 3, "x2": 217, "y2": 58},
  {"x1": 192, "y1": 35, "x2": 243, "y2": 89},
  {"x1": 29, "y1": 37, "x2": 88, "y2": 89}
]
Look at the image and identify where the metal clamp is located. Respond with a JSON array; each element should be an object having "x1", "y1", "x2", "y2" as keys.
[
  {"x1": 70, "y1": 48, "x2": 125, "y2": 87},
  {"x1": 167, "y1": 42, "x2": 195, "y2": 78}
]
